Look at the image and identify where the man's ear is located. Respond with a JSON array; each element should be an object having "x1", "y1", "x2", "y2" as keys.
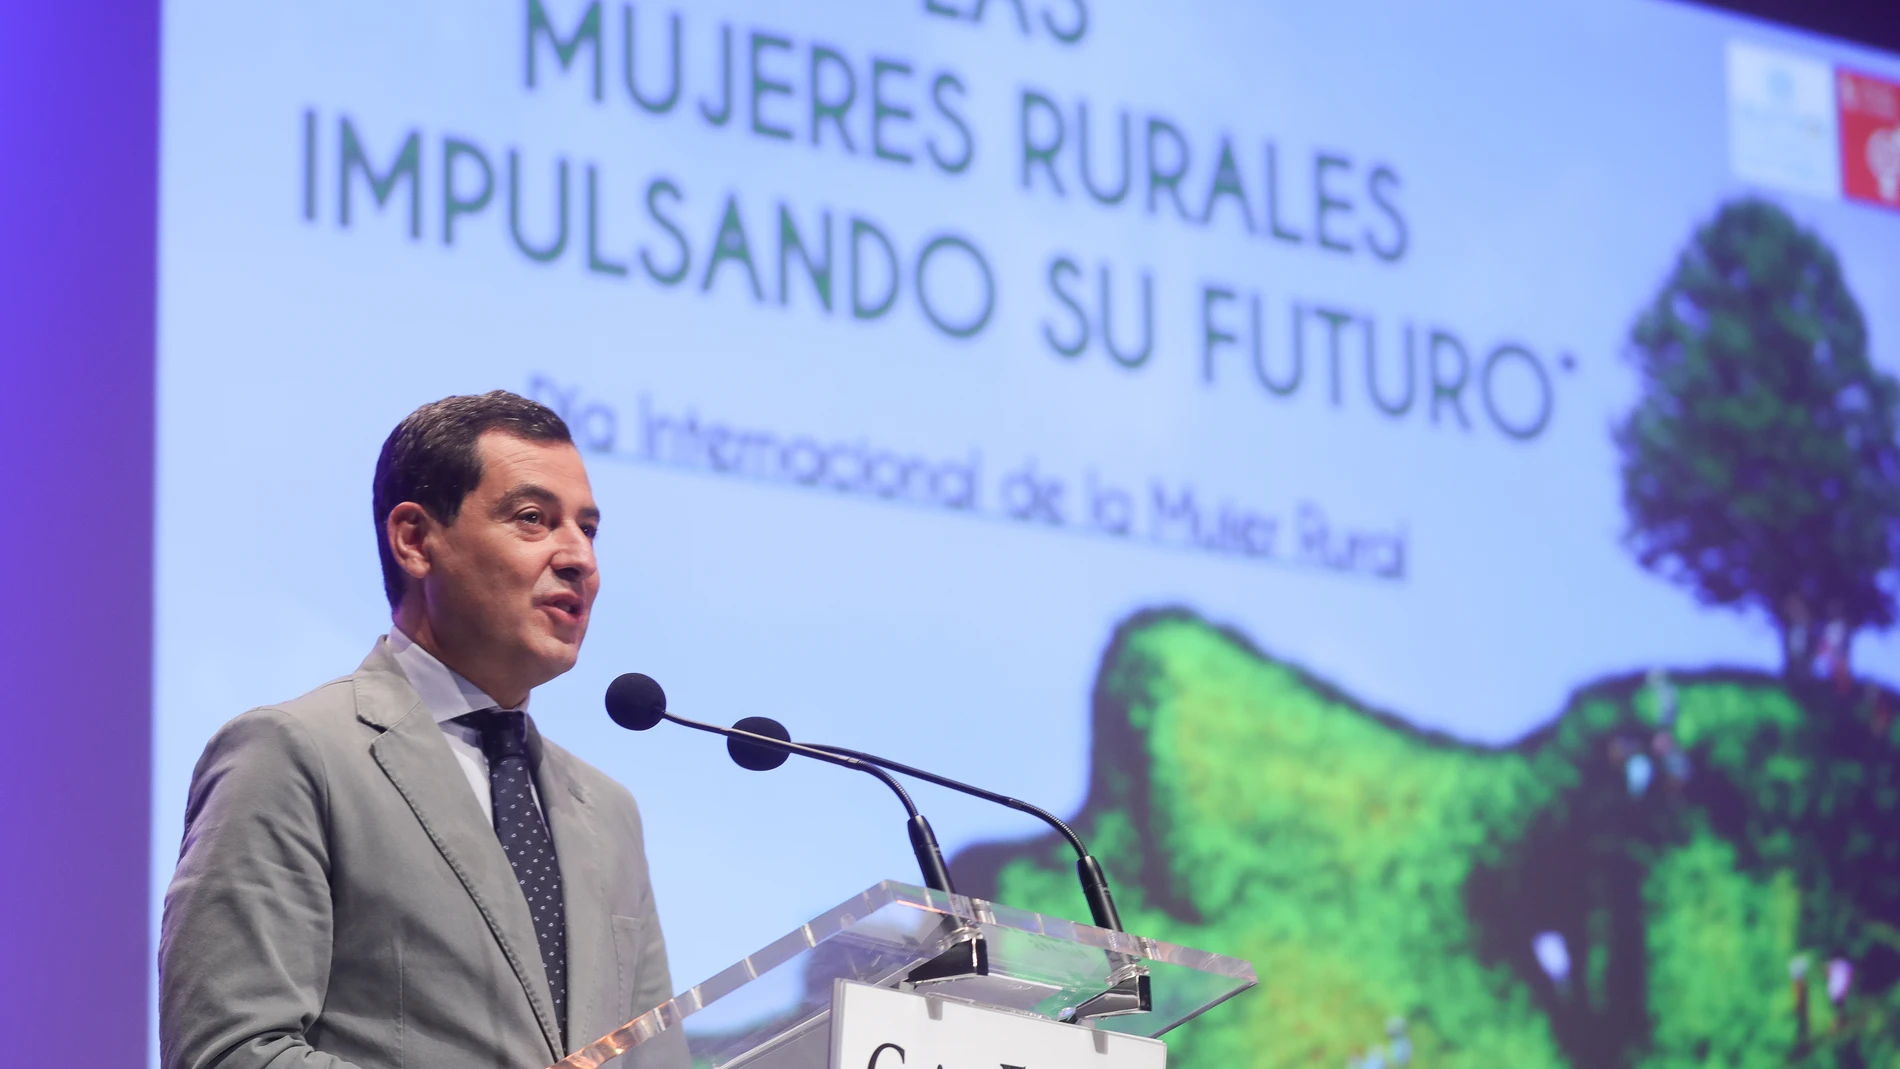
[{"x1": 386, "y1": 502, "x2": 436, "y2": 583}]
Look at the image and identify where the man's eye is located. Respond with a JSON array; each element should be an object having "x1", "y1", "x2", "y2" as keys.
[
  {"x1": 518, "y1": 509, "x2": 544, "y2": 525},
  {"x1": 581, "y1": 525, "x2": 598, "y2": 540}
]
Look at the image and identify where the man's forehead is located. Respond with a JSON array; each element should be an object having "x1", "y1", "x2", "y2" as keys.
[{"x1": 476, "y1": 433, "x2": 594, "y2": 496}]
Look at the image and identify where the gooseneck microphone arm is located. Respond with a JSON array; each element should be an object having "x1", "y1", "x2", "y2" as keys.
[
  {"x1": 808, "y1": 744, "x2": 1088, "y2": 854},
  {"x1": 666, "y1": 714, "x2": 959, "y2": 895},
  {"x1": 803, "y1": 741, "x2": 1125, "y2": 933},
  {"x1": 706, "y1": 701, "x2": 1148, "y2": 1014},
  {"x1": 794, "y1": 735, "x2": 1150, "y2": 1019},
  {"x1": 604, "y1": 675, "x2": 956, "y2": 894}
]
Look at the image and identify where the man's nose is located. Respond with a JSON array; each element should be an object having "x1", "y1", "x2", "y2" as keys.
[{"x1": 550, "y1": 526, "x2": 597, "y2": 580}]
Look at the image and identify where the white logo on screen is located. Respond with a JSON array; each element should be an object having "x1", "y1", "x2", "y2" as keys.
[{"x1": 1725, "y1": 40, "x2": 1841, "y2": 199}]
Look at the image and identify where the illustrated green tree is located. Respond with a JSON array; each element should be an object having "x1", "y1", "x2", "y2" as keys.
[{"x1": 1616, "y1": 198, "x2": 1900, "y2": 677}]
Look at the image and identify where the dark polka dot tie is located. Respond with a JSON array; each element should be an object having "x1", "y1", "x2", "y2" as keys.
[{"x1": 461, "y1": 709, "x2": 567, "y2": 1047}]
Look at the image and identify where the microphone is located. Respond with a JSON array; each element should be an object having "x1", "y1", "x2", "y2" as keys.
[
  {"x1": 731, "y1": 718, "x2": 1126, "y2": 933},
  {"x1": 604, "y1": 674, "x2": 956, "y2": 895}
]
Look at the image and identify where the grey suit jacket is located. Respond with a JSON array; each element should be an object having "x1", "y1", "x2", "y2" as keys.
[{"x1": 161, "y1": 639, "x2": 675, "y2": 1069}]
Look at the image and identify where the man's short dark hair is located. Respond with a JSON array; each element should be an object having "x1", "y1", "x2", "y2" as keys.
[{"x1": 373, "y1": 391, "x2": 573, "y2": 608}]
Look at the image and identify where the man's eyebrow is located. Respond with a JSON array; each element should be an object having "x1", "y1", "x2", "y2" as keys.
[
  {"x1": 491, "y1": 484, "x2": 557, "y2": 514},
  {"x1": 492, "y1": 485, "x2": 601, "y2": 524}
]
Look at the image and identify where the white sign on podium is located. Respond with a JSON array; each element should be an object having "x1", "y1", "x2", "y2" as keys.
[{"x1": 829, "y1": 981, "x2": 1167, "y2": 1069}]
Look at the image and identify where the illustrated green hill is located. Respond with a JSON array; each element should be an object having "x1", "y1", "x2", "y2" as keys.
[{"x1": 952, "y1": 609, "x2": 1900, "y2": 1068}]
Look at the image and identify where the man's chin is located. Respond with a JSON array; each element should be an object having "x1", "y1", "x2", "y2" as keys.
[{"x1": 525, "y1": 632, "x2": 584, "y2": 683}]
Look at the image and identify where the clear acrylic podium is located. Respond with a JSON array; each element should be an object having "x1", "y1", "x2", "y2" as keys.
[{"x1": 553, "y1": 881, "x2": 1258, "y2": 1069}]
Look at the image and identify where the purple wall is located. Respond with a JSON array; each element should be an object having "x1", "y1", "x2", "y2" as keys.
[{"x1": 0, "y1": 1, "x2": 158, "y2": 1063}]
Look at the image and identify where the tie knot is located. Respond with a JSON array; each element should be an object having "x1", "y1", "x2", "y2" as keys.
[{"x1": 460, "y1": 709, "x2": 530, "y2": 762}]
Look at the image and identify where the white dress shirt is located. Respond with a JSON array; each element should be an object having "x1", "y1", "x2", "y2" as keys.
[{"x1": 387, "y1": 627, "x2": 544, "y2": 818}]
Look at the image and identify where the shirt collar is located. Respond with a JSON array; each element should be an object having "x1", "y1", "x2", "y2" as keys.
[{"x1": 387, "y1": 626, "x2": 530, "y2": 723}]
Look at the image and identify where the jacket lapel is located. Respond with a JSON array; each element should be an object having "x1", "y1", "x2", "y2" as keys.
[
  {"x1": 352, "y1": 640, "x2": 566, "y2": 1063},
  {"x1": 533, "y1": 730, "x2": 612, "y2": 1050}
]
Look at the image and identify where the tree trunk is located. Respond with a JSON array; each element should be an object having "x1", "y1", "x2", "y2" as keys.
[{"x1": 1779, "y1": 619, "x2": 1811, "y2": 681}]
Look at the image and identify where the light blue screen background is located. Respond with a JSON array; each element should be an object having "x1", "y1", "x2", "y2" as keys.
[{"x1": 153, "y1": 0, "x2": 1900, "y2": 1041}]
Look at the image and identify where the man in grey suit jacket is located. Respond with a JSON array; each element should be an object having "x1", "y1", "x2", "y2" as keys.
[{"x1": 161, "y1": 392, "x2": 673, "y2": 1069}]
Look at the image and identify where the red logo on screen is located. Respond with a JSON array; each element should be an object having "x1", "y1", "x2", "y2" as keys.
[{"x1": 1839, "y1": 68, "x2": 1900, "y2": 209}]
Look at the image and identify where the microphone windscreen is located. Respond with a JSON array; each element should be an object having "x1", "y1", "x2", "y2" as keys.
[
  {"x1": 606, "y1": 673, "x2": 667, "y2": 731},
  {"x1": 728, "y1": 716, "x2": 792, "y2": 771}
]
